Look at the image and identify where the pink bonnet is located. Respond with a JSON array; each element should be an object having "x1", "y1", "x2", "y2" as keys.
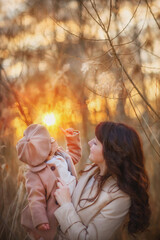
[{"x1": 16, "y1": 124, "x2": 55, "y2": 166}]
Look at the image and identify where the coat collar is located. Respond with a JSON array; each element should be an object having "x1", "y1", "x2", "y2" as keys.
[
  {"x1": 28, "y1": 151, "x2": 77, "y2": 178},
  {"x1": 72, "y1": 165, "x2": 99, "y2": 208},
  {"x1": 29, "y1": 162, "x2": 47, "y2": 172},
  {"x1": 29, "y1": 163, "x2": 60, "y2": 200},
  {"x1": 72, "y1": 165, "x2": 118, "y2": 209}
]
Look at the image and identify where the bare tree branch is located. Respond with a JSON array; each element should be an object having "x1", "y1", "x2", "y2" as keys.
[
  {"x1": 88, "y1": 1, "x2": 160, "y2": 120},
  {"x1": 111, "y1": 0, "x2": 142, "y2": 40},
  {"x1": 50, "y1": 16, "x2": 108, "y2": 42},
  {"x1": 120, "y1": 72, "x2": 160, "y2": 158},
  {"x1": 0, "y1": 67, "x2": 32, "y2": 126},
  {"x1": 145, "y1": 0, "x2": 160, "y2": 29}
]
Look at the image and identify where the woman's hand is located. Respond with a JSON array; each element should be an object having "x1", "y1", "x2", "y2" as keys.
[{"x1": 54, "y1": 177, "x2": 71, "y2": 206}]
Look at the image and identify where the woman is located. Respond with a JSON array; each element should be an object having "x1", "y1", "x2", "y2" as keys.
[{"x1": 54, "y1": 122, "x2": 151, "y2": 240}]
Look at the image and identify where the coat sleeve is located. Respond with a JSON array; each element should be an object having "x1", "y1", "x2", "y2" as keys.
[
  {"x1": 25, "y1": 171, "x2": 49, "y2": 228},
  {"x1": 54, "y1": 196, "x2": 130, "y2": 240},
  {"x1": 65, "y1": 130, "x2": 81, "y2": 165}
]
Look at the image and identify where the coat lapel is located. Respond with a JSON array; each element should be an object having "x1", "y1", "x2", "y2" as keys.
[
  {"x1": 75, "y1": 175, "x2": 117, "y2": 225},
  {"x1": 44, "y1": 165, "x2": 59, "y2": 200},
  {"x1": 29, "y1": 162, "x2": 47, "y2": 172},
  {"x1": 30, "y1": 163, "x2": 59, "y2": 200},
  {"x1": 72, "y1": 165, "x2": 99, "y2": 209}
]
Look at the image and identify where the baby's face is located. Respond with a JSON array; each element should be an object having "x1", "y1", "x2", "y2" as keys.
[
  {"x1": 46, "y1": 139, "x2": 58, "y2": 160},
  {"x1": 50, "y1": 142, "x2": 55, "y2": 153},
  {"x1": 50, "y1": 138, "x2": 58, "y2": 156}
]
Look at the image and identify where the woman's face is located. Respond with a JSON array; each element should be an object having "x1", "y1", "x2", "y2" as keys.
[{"x1": 88, "y1": 137, "x2": 105, "y2": 164}]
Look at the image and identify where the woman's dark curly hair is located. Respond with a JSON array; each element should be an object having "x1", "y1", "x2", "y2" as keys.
[{"x1": 95, "y1": 121, "x2": 151, "y2": 235}]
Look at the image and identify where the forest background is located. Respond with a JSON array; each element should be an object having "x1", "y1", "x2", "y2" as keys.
[{"x1": 0, "y1": 0, "x2": 160, "y2": 239}]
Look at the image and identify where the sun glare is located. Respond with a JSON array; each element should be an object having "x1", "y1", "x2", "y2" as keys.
[{"x1": 42, "y1": 113, "x2": 56, "y2": 126}]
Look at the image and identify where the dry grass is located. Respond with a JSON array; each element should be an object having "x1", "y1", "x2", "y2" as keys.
[{"x1": 0, "y1": 134, "x2": 28, "y2": 240}]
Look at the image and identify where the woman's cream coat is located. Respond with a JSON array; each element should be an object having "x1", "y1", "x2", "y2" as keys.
[{"x1": 54, "y1": 165, "x2": 131, "y2": 240}]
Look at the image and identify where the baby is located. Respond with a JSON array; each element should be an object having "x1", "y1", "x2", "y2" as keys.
[{"x1": 16, "y1": 123, "x2": 81, "y2": 240}]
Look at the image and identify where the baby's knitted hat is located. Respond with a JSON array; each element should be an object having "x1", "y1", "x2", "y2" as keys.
[{"x1": 16, "y1": 124, "x2": 56, "y2": 166}]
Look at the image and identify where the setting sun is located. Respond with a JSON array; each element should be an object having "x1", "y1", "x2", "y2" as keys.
[{"x1": 42, "y1": 113, "x2": 56, "y2": 126}]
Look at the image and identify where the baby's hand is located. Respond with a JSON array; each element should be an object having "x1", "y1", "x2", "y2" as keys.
[
  {"x1": 61, "y1": 127, "x2": 76, "y2": 136},
  {"x1": 37, "y1": 223, "x2": 50, "y2": 231}
]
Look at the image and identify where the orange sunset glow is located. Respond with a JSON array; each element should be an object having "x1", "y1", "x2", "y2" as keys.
[
  {"x1": 1, "y1": 0, "x2": 160, "y2": 239},
  {"x1": 42, "y1": 112, "x2": 56, "y2": 126}
]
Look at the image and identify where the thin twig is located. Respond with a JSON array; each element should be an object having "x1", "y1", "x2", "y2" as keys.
[
  {"x1": 145, "y1": 0, "x2": 160, "y2": 29},
  {"x1": 51, "y1": 0, "x2": 142, "y2": 44},
  {"x1": 129, "y1": 97, "x2": 160, "y2": 158},
  {"x1": 111, "y1": 0, "x2": 142, "y2": 41},
  {"x1": 120, "y1": 72, "x2": 160, "y2": 158},
  {"x1": 106, "y1": 36, "x2": 160, "y2": 119},
  {"x1": 142, "y1": 47, "x2": 160, "y2": 59},
  {"x1": 50, "y1": 16, "x2": 107, "y2": 42},
  {"x1": 0, "y1": 67, "x2": 31, "y2": 126},
  {"x1": 112, "y1": 1, "x2": 148, "y2": 47}
]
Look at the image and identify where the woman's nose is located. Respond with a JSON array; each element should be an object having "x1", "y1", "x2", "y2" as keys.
[{"x1": 88, "y1": 139, "x2": 93, "y2": 147}]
